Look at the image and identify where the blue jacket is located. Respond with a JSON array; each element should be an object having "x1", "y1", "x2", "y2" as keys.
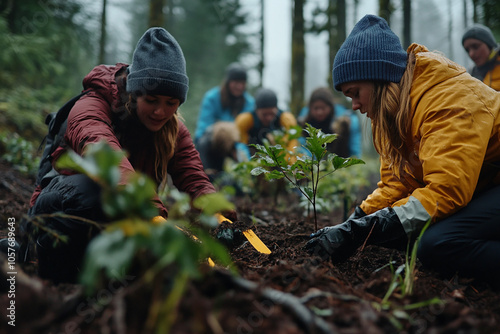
[
  {"x1": 298, "y1": 104, "x2": 362, "y2": 157},
  {"x1": 194, "y1": 86, "x2": 255, "y2": 141}
]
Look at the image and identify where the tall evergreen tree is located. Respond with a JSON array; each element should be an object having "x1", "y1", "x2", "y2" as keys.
[
  {"x1": 308, "y1": 0, "x2": 345, "y2": 89},
  {"x1": 0, "y1": 0, "x2": 94, "y2": 92},
  {"x1": 150, "y1": 0, "x2": 166, "y2": 27},
  {"x1": 379, "y1": 0, "x2": 394, "y2": 25},
  {"x1": 0, "y1": 0, "x2": 96, "y2": 139},
  {"x1": 291, "y1": 0, "x2": 306, "y2": 116},
  {"x1": 99, "y1": 0, "x2": 108, "y2": 65},
  {"x1": 402, "y1": 0, "x2": 412, "y2": 49},
  {"x1": 258, "y1": 0, "x2": 264, "y2": 87}
]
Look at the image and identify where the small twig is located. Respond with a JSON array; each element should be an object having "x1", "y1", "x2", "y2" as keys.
[
  {"x1": 29, "y1": 212, "x2": 105, "y2": 230},
  {"x1": 206, "y1": 312, "x2": 224, "y2": 334},
  {"x1": 359, "y1": 221, "x2": 377, "y2": 253},
  {"x1": 112, "y1": 292, "x2": 127, "y2": 334},
  {"x1": 299, "y1": 289, "x2": 362, "y2": 303}
]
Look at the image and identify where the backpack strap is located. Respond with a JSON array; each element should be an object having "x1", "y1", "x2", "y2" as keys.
[{"x1": 35, "y1": 90, "x2": 91, "y2": 187}]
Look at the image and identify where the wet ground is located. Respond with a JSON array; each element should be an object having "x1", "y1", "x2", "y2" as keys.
[{"x1": 0, "y1": 160, "x2": 499, "y2": 333}]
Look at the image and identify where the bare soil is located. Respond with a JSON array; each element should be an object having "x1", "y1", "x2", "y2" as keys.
[{"x1": 0, "y1": 160, "x2": 499, "y2": 334}]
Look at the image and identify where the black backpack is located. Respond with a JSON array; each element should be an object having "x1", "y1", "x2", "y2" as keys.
[{"x1": 35, "y1": 90, "x2": 91, "y2": 188}]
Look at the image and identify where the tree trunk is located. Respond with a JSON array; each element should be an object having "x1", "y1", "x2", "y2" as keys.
[
  {"x1": 149, "y1": 0, "x2": 165, "y2": 27},
  {"x1": 290, "y1": 0, "x2": 306, "y2": 116},
  {"x1": 259, "y1": 0, "x2": 265, "y2": 87},
  {"x1": 402, "y1": 0, "x2": 411, "y2": 49},
  {"x1": 353, "y1": 0, "x2": 359, "y2": 24},
  {"x1": 447, "y1": 0, "x2": 453, "y2": 59},
  {"x1": 472, "y1": 0, "x2": 478, "y2": 23},
  {"x1": 327, "y1": 0, "x2": 346, "y2": 88},
  {"x1": 378, "y1": 0, "x2": 393, "y2": 25},
  {"x1": 463, "y1": 0, "x2": 468, "y2": 28},
  {"x1": 98, "y1": 0, "x2": 107, "y2": 64}
]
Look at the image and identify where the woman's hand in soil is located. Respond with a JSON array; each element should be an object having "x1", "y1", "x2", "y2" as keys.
[
  {"x1": 216, "y1": 227, "x2": 245, "y2": 249},
  {"x1": 214, "y1": 212, "x2": 246, "y2": 250},
  {"x1": 305, "y1": 223, "x2": 359, "y2": 263},
  {"x1": 305, "y1": 207, "x2": 408, "y2": 263}
]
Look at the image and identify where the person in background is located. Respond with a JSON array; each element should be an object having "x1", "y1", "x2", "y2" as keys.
[
  {"x1": 306, "y1": 15, "x2": 500, "y2": 288},
  {"x1": 235, "y1": 88, "x2": 299, "y2": 157},
  {"x1": 298, "y1": 87, "x2": 362, "y2": 157},
  {"x1": 194, "y1": 63, "x2": 255, "y2": 145},
  {"x1": 25, "y1": 28, "x2": 235, "y2": 284},
  {"x1": 196, "y1": 121, "x2": 250, "y2": 182},
  {"x1": 462, "y1": 23, "x2": 500, "y2": 91}
]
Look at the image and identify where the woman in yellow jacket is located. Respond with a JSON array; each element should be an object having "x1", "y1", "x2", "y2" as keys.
[
  {"x1": 462, "y1": 24, "x2": 500, "y2": 91},
  {"x1": 306, "y1": 15, "x2": 500, "y2": 287}
]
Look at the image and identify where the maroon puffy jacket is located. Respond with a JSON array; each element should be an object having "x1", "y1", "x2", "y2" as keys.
[{"x1": 30, "y1": 64, "x2": 215, "y2": 217}]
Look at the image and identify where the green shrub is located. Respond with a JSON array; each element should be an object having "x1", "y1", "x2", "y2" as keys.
[{"x1": 0, "y1": 131, "x2": 40, "y2": 175}]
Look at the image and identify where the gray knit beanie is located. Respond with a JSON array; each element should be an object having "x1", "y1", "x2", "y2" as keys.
[
  {"x1": 225, "y1": 62, "x2": 248, "y2": 81},
  {"x1": 462, "y1": 24, "x2": 498, "y2": 50},
  {"x1": 255, "y1": 88, "x2": 278, "y2": 109},
  {"x1": 333, "y1": 15, "x2": 407, "y2": 91},
  {"x1": 127, "y1": 27, "x2": 189, "y2": 103}
]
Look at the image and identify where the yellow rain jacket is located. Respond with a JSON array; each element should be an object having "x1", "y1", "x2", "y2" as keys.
[
  {"x1": 482, "y1": 51, "x2": 500, "y2": 91},
  {"x1": 360, "y1": 44, "x2": 500, "y2": 235}
]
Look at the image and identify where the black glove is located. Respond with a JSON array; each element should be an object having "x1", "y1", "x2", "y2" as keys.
[
  {"x1": 347, "y1": 206, "x2": 367, "y2": 220},
  {"x1": 216, "y1": 227, "x2": 244, "y2": 249},
  {"x1": 305, "y1": 207, "x2": 408, "y2": 263}
]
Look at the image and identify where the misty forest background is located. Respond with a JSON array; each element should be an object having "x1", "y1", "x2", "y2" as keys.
[{"x1": 1, "y1": 0, "x2": 499, "y2": 174}]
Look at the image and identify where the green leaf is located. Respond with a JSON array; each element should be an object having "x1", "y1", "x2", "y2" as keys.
[
  {"x1": 192, "y1": 192, "x2": 235, "y2": 216},
  {"x1": 57, "y1": 149, "x2": 98, "y2": 175},
  {"x1": 190, "y1": 227, "x2": 234, "y2": 270},
  {"x1": 332, "y1": 156, "x2": 365, "y2": 170},
  {"x1": 303, "y1": 123, "x2": 337, "y2": 160},
  {"x1": 266, "y1": 169, "x2": 285, "y2": 180},
  {"x1": 286, "y1": 125, "x2": 303, "y2": 140},
  {"x1": 304, "y1": 187, "x2": 314, "y2": 199},
  {"x1": 251, "y1": 166, "x2": 269, "y2": 176},
  {"x1": 80, "y1": 229, "x2": 138, "y2": 292},
  {"x1": 56, "y1": 140, "x2": 125, "y2": 187}
]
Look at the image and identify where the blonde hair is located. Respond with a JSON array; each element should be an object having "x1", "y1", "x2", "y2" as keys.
[
  {"x1": 371, "y1": 52, "x2": 416, "y2": 177},
  {"x1": 212, "y1": 121, "x2": 240, "y2": 156}
]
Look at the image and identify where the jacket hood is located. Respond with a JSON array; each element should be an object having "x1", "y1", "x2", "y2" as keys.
[
  {"x1": 82, "y1": 63, "x2": 129, "y2": 111},
  {"x1": 408, "y1": 44, "x2": 467, "y2": 110}
]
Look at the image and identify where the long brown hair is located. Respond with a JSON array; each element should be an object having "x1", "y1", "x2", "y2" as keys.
[
  {"x1": 371, "y1": 52, "x2": 416, "y2": 177},
  {"x1": 220, "y1": 79, "x2": 246, "y2": 117},
  {"x1": 123, "y1": 95, "x2": 179, "y2": 185}
]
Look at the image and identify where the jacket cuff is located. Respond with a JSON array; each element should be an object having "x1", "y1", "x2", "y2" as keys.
[{"x1": 393, "y1": 196, "x2": 431, "y2": 236}]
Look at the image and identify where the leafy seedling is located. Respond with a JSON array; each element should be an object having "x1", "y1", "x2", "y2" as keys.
[{"x1": 251, "y1": 123, "x2": 364, "y2": 230}]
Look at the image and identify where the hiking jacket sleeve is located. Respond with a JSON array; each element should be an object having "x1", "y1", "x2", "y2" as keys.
[
  {"x1": 195, "y1": 87, "x2": 221, "y2": 141},
  {"x1": 279, "y1": 112, "x2": 300, "y2": 154},
  {"x1": 235, "y1": 112, "x2": 255, "y2": 144},
  {"x1": 360, "y1": 44, "x2": 500, "y2": 236}
]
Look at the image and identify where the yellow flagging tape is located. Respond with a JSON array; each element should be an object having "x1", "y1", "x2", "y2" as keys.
[{"x1": 215, "y1": 214, "x2": 271, "y2": 254}]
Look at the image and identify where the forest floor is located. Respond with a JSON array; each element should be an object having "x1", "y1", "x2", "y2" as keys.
[{"x1": 0, "y1": 159, "x2": 499, "y2": 334}]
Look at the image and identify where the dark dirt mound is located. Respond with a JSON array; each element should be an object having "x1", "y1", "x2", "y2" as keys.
[{"x1": 0, "y1": 160, "x2": 499, "y2": 334}]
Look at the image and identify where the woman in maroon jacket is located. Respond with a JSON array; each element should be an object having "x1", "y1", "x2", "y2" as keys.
[{"x1": 28, "y1": 27, "x2": 220, "y2": 283}]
